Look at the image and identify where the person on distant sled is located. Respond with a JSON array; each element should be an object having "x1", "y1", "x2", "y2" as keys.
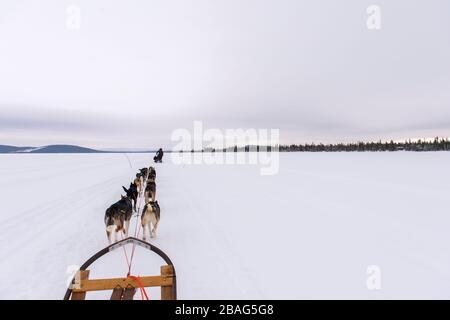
[{"x1": 154, "y1": 148, "x2": 164, "y2": 163}]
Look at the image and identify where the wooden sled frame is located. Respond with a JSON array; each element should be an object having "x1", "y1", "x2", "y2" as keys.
[{"x1": 64, "y1": 237, "x2": 177, "y2": 300}]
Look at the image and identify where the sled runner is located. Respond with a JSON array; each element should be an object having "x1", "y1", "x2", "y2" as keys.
[{"x1": 64, "y1": 237, "x2": 176, "y2": 300}]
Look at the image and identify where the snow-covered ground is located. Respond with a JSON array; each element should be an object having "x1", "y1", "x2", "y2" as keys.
[{"x1": 1, "y1": 152, "x2": 450, "y2": 299}]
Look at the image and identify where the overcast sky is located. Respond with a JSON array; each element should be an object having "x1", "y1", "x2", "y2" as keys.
[{"x1": 1, "y1": 0, "x2": 449, "y2": 149}]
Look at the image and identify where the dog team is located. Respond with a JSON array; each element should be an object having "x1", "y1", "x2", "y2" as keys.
[{"x1": 104, "y1": 166, "x2": 160, "y2": 243}]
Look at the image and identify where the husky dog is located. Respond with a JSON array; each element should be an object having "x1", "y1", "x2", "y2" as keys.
[
  {"x1": 139, "y1": 168, "x2": 149, "y2": 180},
  {"x1": 104, "y1": 195, "x2": 133, "y2": 243},
  {"x1": 122, "y1": 183, "x2": 138, "y2": 212},
  {"x1": 144, "y1": 180, "x2": 156, "y2": 203},
  {"x1": 148, "y1": 166, "x2": 156, "y2": 178},
  {"x1": 147, "y1": 172, "x2": 156, "y2": 183},
  {"x1": 134, "y1": 173, "x2": 143, "y2": 194},
  {"x1": 141, "y1": 201, "x2": 160, "y2": 240}
]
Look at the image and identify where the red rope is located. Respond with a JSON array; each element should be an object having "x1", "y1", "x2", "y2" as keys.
[
  {"x1": 127, "y1": 171, "x2": 149, "y2": 274},
  {"x1": 128, "y1": 223, "x2": 142, "y2": 274},
  {"x1": 120, "y1": 234, "x2": 132, "y2": 272},
  {"x1": 128, "y1": 275, "x2": 149, "y2": 300},
  {"x1": 114, "y1": 168, "x2": 158, "y2": 300},
  {"x1": 120, "y1": 169, "x2": 150, "y2": 280}
]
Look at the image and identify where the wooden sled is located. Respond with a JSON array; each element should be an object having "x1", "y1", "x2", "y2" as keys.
[{"x1": 64, "y1": 237, "x2": 177, "y2": 300}]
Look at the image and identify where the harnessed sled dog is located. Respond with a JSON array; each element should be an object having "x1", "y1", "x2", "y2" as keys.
[
  {"x1": 145, "y1": 179, "x2": 156, "y2": 203},
  {"x1": 141, "y1": 201, "x2": 160, "y2": 240},
  {"x1": 122, "y1": 183, "x2": 138, "y2": 212},
  {"x1": 104, "y1": 195, "x2": 133, "y2": 243},
  {"x1": 148, "y1": 166, "x2": 156, "y2": 178},
  {"x1": 134, "y1": 173, "x2": 143, "y2": 193},
  {"x1": 139, "y1": 168, "x2": 149, "y2": 180}
]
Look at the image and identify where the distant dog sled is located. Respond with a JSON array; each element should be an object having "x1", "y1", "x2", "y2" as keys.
[{"x1": 154, "y1": 148, "x2": 163, "y2": 163}]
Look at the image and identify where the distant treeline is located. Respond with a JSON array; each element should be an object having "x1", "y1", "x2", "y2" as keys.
[
  {"x1": 280, "y1": 137, "x2": 450, "y2": 152},
  {"x1": 195, "y1": 137, "x2": 450, "y2": 152}
]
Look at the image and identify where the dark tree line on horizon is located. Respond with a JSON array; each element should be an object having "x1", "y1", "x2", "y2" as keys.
[
  {"x1": 195, "y1": 137, "x2": 450, "y2": 152},
  {"x1": 279, "y1": 137, "x2": 450, "y2": 152}
]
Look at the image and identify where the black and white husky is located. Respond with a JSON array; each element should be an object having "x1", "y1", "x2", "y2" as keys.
[
  {"x1": 104, "y1": 195, "x2": 133, "y2": 243},
  {"x1": 122, "y1": 183, "x2": 138, "y2": 212},
  {"x1": 141, "y1": 201, "x2": 160, "y2": 240},
  {"x1": 139, "y1": 168, "x2": 149, "y2": 181}
]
